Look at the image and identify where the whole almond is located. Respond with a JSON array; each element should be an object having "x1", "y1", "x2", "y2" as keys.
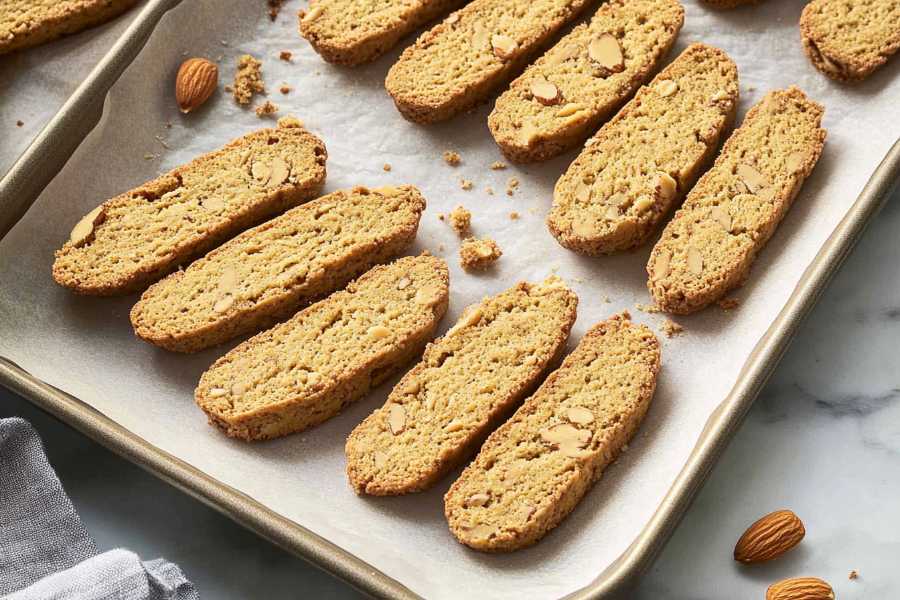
[
  {"x1": 734, "y1": 509, "x2": 805, "y2": 563},
  {"x1": 766, "y1": 577, "x2": 834, "y2": 600},
  {"x1": 176, "y1": 58, "x2": 218, "y2": 113}
]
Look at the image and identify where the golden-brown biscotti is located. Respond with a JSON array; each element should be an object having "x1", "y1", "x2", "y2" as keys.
[
  {"x1": 445, "y1": 314, "x2": 660, "y2": 552},
  {"x1": 131, "y1": 185, "x2": 425, "y2": 353},
  {"x1": 800, "y1": 0, "x2": 900, "y2": 82},
  {"x1": 0, "y1": 0, "x2": 138, "y2": 54},
  {"x1": 385, "y1": 0, "x2": 598, "y2": 124},
  {"x1": 52, "y1": 124, "x2": 327, "y2": 296},
  {"x1": 195, "y1": 254, "x2": 449, "y2": 441},
  {"x1": 647, "y1": 87, "x2": 826, "y2": 314},
  {"x1": 299, "y1": 0, "x2": 467, "y2": 66},
  {"x1": 488, "y1": 0, "x2": 684, "y2": 163},
  {"x1": 547, "y1": 43, "x2": 739, "y2": 255},
  {"x1": 345, "y1": 277, "x2": 578, "y2": 495}
]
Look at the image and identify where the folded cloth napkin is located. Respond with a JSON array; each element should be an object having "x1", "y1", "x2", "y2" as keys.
[{"x1": 0, "y1": 418, "x2": 198, "y2": 600}]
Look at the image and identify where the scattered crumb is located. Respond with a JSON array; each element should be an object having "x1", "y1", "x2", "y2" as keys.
[
  {"x1": 603, "y1": 296, "x2": 611, "y2": 303},
  {"x1": 16, "y1": 120, "x2": 23, "y2": 127},
  {"x1": 460, "y1": 179, "x2": 474, "y2": 191},
  {"x1": 443, "y1": 150, "x2": 461, "y2": 166},
  {"x1": 255, "y1": 100, "x2": 279, "y2": 117},
  {"x1": 486, "y1": 186, "x2": 495, "y2": 195},
  {"x1": 164, "y1": 121, "x2": 172, "y2": 129},
  {"x1": 717, "y1": 297, "x2": 740, "y2": 311},
  {"x1": 279, "y1": 51, "x2": 293, "y2": 62},
  {"x1": 459, "y1": 238, "x2": 502, "y2": 271},
  {"x1": 383, "y1": 163, "x2": 392, "y2": 172},
  {"x1": 277, "y1": 115, "x2": 304, "y2": 129},
  {"x1": 506, "y1": 177, "x2": 519, "y2": 196},
  {"x1": 438, "y1": 243, "x2": 446, "y2": 252},
  {"x1": 267, "y1": 0, "x2": 285, "y2": 20},
  {"x1": 437, "y1": 213, "x2": 446, "y2": 221},
  {"x1": 662, "y1": 319, "x2": 684, "y2": 338},
  {"x1": 849, "y1": 570, "x2": 859, "y2": 580},
  {"x1": 448, "y1": 206, "x2": 471, "y2": 236},
  {"x1": 233, "y1": 54, "x2": 265, "y2": 105},
  {"x1": 621, "y1": 309, "x2": 632, "y2": 320},
  {"x1": 279, "y1": 85, "x2": 292, "y2": 94},
  {"x1": 636, "y1": 303, "x2": 661, "y2": 314},
  {"x1": 490, "y1": 161, "x2": 507, "y2": 170},
  {"x1": 509, "y1": 211, "x2": 520, "y2": 220}
]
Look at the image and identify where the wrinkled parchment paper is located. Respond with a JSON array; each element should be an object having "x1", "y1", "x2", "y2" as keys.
[{"x1": 1, "y1": 1, "x2": 898, "y2": 598}]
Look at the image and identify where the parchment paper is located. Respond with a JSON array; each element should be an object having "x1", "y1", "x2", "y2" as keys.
[{"x1": 1, "y1": 1, "x2": 898, "y2": 598}]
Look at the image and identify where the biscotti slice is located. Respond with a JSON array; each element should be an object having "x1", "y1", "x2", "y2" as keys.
[
  {"x1": 0, "y1": 0, "x2": 137, "y2": 54},
  {"x1": 385, "y1": 0, "x2": 597, "y2": 124},
  {"x1": 547, "y1": 43, "x2": 739, "y2": 255},
  {"x1": 647, "y1": 87, "x2": 826, "y2": 314},
  {"x1": 800, "y1": 0, "x2": 900, "y2": 82},
  {"x1": 195, "y1": 254, "x2": 449, "y2": 441},
  {"x1": 299, "y1": 0, "x2": 467, "y2": 66},
  {"x1": 131, "y1": 185, "x2": 425, "y2": 353},
  {"x1": 52, "y1": 124, "x2": 327, "y2": 296},
  {"x1": 488, "y1": 0, "x2": 684, "y2": 162},
  {"x1": 345, "y1": 277, "x2": 578, "y2": 495},
  {"x1": 445, "y1": 314, "x2": 660, "y2": 552}
]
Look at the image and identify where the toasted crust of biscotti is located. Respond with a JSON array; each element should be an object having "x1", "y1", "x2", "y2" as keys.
[
  {"x1": 299, "y1": 0, "x2": 467, "y2": 66},
  {"x1": 131, "y1": 185, "x2": 425, "y2": 353},
  {"x1": 547, "y1": 43, "x2": 739, "y2": 255},
  {"x1": 800, "y1": 0, "x2": 900, "y2": 82},
  {"x1": 52, "y1": 125, "x2": 327, "y2": 296},
  {"x1": 195, "y1": 254, "x2": 449, "y2": 441},
  {"x1": 0, "y1": 0, "x2": 138, "y2": 54},
  {"x1": 345, "y1": 277, "x2": 578, "y2": 496},
  {"x1": 445, "y1": 314, "x2": 660, "y2": 552},
  {"x1": 385, "y1": 0, "x2": 598, "y2": 124},
  {"x1": 488, "y1": 0, "x2": 684, "y2": 163},
  {"x1": 647, "y1": 87, "x2": 826, "y2": 314}
]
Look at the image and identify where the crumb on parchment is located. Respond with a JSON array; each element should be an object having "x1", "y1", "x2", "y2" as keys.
[
  {"x1": 662, "y1": 319, "x2": 683, "y2": 338},
  {"x1": 448, "y1": 206, "x2": 471, "y2": 236},
  {"x1": 277, "y1": 115, "x2": 303, "y2": 128},
  {"x1": 490, "y1": 161, "x2": 507, "y2": 170},
  {"x1": 233, "y1": 54, "x2": 265, "y2": 105},
  {"x1": 279, "y1": 51, "x2": 292, "y2": 62},
  {"x1": 255, "y1": 100, "x2": 278, "y2": 117},
  {"x1": 460, "y1": 179, "x2": 473, "y2": 191},
  {"x1": 383, "y1": 163, "x2": 392, "y2": 172},
  {"x1": 506, "y1": 177, "x2": 519, "y2": 196},
  {"x1": 718, "y1": 297, "x2": 740, "y2": 311},
  {"x1": 509, "y1": 212, "x2": 519, "y2": 220},
  {"x1": 849, "y1": 570, "x2": 859, "y2": 580},
  {"x1": 443, "y1": 150, "x2": 461, "y2": 166},
  {"x1": 459, "y1": 238, "x2": 502, "y2": 271},
  {"x1": 636, "y1": 303, "x2": 661, "y2": 314}
]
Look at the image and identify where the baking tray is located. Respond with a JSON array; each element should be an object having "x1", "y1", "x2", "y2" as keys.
[{"x1": 1, "y1": 0, "x2": 899, "y2": 597}]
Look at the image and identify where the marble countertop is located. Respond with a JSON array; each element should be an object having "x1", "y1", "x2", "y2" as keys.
[{"x1": 2, "y1": 9, "x2": 898, "y2": 599}]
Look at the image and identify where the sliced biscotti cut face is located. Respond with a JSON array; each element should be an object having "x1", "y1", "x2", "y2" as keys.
[
  {"x1": 488, "y1": 0, "x2": 684, "y2": 163},
  {"x1": 648, "y1": 87, "x2": 826, "y2": 314},
  {"x1": 547, "y1": 43, "x2": 738, "y2": 255},
  {"x1": 385, "y1": 0, "x2": 596, "y2": 124},
  {"x1": 445, "y1": 314, "x2": 660, "y2": 552},
  {"x1": 800, "y1": 0, "x2": 900, "y2": 81},
  {"x1": 195, "y1": 254, "x2": 449, "y2": 441},
  {"x1": 53, "y1": 125, "x2": 327, "y2": 296},
  {"x1": 131, "y1": 185, "x2": 425, "y2": 353},
  {"x1": 345, "y1": 277, "x2": 578, "y2": 495},
  {"x1": 300, "y1": 0, "x2": 467, "y2": 66},
  {"x1": 0, "y1": 0, "x2": 137, "y2": 54}
]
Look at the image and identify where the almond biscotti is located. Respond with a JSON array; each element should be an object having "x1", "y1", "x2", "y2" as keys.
[
  {"x1": 445, "y1": 314, "x2": 660, "y2": 552},
  {"x1": 647, "y1": 87, "x2": 826, "y2": 314},
  {"x1": 345, "y1": 277, "x2": 578, "y2": 496},
  {"x1": 800, "y1": 0, "x2": 900, "y2": 82},
  {"x1": 0, "y1": 0, "x2": 137, "y2": 54},
  {"x1": 195, "y1": 254, "x2": 449, "y2": 441},
  {"x1": 385, "y1": 0, "x2": 597, "y2": 124},
  {"x1": 488, "y1": 0, "x2": 684, "y2": 163},
  {"x1": 299, "y1": 0, "x2": 467, "y2": 66},
  {"x1": 131, "y1": 185, "x2": 425, "y2": 353},
  {"x1": 547, "y1": 43, "x2": 739, "y2": 255},
  {"x1": 52, "y1": 124, "x2": 327, "y2": 296}
]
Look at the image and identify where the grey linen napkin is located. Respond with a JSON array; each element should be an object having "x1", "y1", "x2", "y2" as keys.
[{"x1": 0, "y1": 417, "x2": 198, "y2": 600}]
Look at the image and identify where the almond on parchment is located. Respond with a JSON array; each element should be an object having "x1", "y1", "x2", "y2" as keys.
[
  {"x1": 734, "y1": 509, "x2": 805, "y2": 563},
  {"x1": 176, "y1": 57, "x2": 218, "y2": 113},
  {"x1": 766, "y1": 577, "x2": 834, "y2": 600}
]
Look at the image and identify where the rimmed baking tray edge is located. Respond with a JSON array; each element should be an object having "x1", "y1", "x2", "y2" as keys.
[{"x1": 2, "y1": 1, "x2": 899, "y2": 597}]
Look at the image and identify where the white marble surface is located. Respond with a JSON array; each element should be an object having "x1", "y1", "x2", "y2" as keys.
[{"x1": 2, "y1": 5, "x2": 899, "y2": 599}]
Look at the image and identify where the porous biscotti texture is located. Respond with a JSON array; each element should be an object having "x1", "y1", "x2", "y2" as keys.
[
  {"x1": 131, "y1": 185, "x2": 425, "y2": 353},
  {"x1": 345, "y1": 277, "x2": 578, "y2": 495},
  {"x1": 52, "y1": 125, "x2": 327, "y2": 296},
  {"x1": 385, "y1": 0, "x2": 597, "y2": 124},
  {"x1": 488, "y1": 0, "x2": 684, "y2": 162},
  {"x1": 800, "y1": 0, "x2": 900, "y2": 81},
  {"x1": 547, "y1": 43, "x2": 739, "y2": 255},
  {"x1": 445, "y1": 314, "x2": 660, "y2": 552},
  {"x1": 0, "y1": 0, "x2": 137, "y2": 54},
  {"x1": 299, "y1": 0, "x2": 467, "y2": 66},
  {"x1": 647, "y1": 87, "x2": 826, "y2": 314},
  {"x1": 195, "y1": 254, "x2": 450, "y2": 441}
]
